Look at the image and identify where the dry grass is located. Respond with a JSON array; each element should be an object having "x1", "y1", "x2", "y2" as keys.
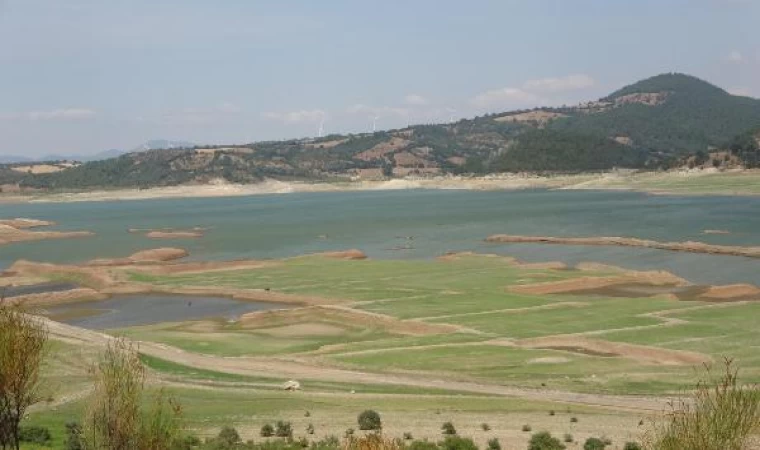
[{"x1": 645, "y1": 359, "x2": 760, "y2": 450}]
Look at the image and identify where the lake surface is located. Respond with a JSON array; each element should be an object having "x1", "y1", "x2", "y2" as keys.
[
  {"x1": 2, "y1": 189, "x2": 760, "y2": 285},
  {"x1": 45, "y1": 294, "x2": 286, "y2": 329}
]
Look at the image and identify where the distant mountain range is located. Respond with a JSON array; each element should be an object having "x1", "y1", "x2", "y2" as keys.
[
  {"x1": 2, "y1": 73, "x2": 759, "y2": 191},
  {"x1": 0, "y1": 140, "x2": 194, "y2": 164}
]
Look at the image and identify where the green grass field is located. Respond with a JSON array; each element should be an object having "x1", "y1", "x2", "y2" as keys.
[
  {"x1": 23, "y1": 252, "x2": 760, "y2": 448},
  {"x1": 117, "y1": 254, "x2": 760, "y2": 395}
]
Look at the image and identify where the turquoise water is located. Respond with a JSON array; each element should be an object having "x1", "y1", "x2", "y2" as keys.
[{"x1": 2, "y1": 189, "x2": 760, "y2": 285}]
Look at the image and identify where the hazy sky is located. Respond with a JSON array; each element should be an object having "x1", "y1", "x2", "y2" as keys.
[{"x1": 1, "y1": 0, "x2": 758, "y2": 157}]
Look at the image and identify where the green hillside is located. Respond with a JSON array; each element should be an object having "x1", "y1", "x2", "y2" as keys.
[
  {"x1": 2, "y1": 73, "x2": 760, "y2": 191},
  {"x1": 550, "y1": 73, "x2": 760, "y2": 157}
]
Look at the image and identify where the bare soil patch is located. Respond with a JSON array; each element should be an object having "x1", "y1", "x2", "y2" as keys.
[
  {"x1": 0, "y1": 218, "x2": 54, "y2": 229},
  {"x1": 309, "y1": 249, "x2": 368, "y2": 260},
  {"x1": 6, "y1": 288, "x2": 107, "y2": 306},
  {"x1": 700, "y1": 284, "x2": 760, "y2": 301},
  {"x1": 510, "y1": 270, "x2": 687, "y2": 296},
  {"x1": 0, "y1": 223, "x2": 93, "y2": 246},
  {"x1": 88, "y1": 247, "x2": 189, "y2": 265},
  {"x1": 486, "y1": 234, "x2": 760, "y2": 258},
  {"x1": 517, "y1": 336, "x2": 711, "y2": 366}
]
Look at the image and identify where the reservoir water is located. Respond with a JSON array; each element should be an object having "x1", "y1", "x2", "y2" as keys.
[{"x1": 2, "y1": 189, "x2": 760, "y2": 285}]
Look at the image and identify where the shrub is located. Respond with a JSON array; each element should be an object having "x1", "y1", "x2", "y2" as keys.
[
  {"x1": 261, "y1": 424, "x2": 275, "y2": 437},
  {"x1": 305, "y1": 411, "x2": 311, "y2": 417},
  {"x1": 549, "y1": 410, "x2": 555, "y2": 416},
  {"x1": 18, "y1": 426, "x2": 51, "y2": 444},
  {"x1": 487, "y1": 437, "x2": 501, "y2": 450},
  {"x1": 218, "y1": 426, "x2": 242, "y2": 446},
  {"x1": 522, "y1": 424, "x2": 532, "y2": 432},
  {"x1": 275, "y1": 421, "x2": 293, "y2": 438},
  {"x1": 583, "y1": 437, "x2": 606, "y2": 450},
  {"x1": 440, "y1": 436, "x2": 478, "y2": 450},
  {"x1": 570, "y1": 417, "x2": 578, "y2": 423},
  {"x1": 441, "y1": 422, "x2": 456, "y2": 435},
  {"x1": 64, "y1": 422, "x2": 83, "y2": 450},
  {"x1": 358, "y1": 410, "x2": 382, "y2": 431},
  {"x1": 408, "y1": 440, "x2": 439, "y2": 450},
  {"x1": 307, "y1": 423, "x2": 315, "y2": 435},
  {"x1": 298, "y1": 437, "x2": 310, "y2": 448},
  {"x1": 344, "y1": 428, "x2": 355, "y2": 438},
  {"x1": 481, "y1": 423, "x2": 490, "y2": 431},
  {"x1": 563, "y1": 434, "x2": 573, "y2": 443},
  {"x1": 403, "y1": 432, "x2": 413, "y2": 441},
  {"x1": 623, "y1": 442, "x2": 641, "y2": 450},
  {"x1": 528, "y1": 431, "x2": 566, "y2": 450},
  {"x1": 344, "y1": 433, "x2": 402, "y2": 450},
  {"x1": 646, "y1": 359, "x2": 760, "y2": 450}
]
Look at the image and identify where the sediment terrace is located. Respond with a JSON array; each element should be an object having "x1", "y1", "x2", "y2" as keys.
[{"x1": 486, "y1": 234, "x2": 760, "y2": 258}]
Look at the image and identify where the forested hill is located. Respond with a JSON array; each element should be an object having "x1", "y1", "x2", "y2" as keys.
[{"x1": 3, "y1": 73, "x2": 760, "y2": 191}]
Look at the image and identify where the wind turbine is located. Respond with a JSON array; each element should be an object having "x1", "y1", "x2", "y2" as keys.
[
  {"x1": 372, "y1": 116, "x2": 379, "y2": 133},
  {"x1": 317, "y1": 118, "x2": 325, "y2": 138}
]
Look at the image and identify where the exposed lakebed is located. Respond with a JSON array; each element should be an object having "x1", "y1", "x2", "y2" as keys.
[{"x1": 44, "y1": 294, "x2": 288, "y2": 329}]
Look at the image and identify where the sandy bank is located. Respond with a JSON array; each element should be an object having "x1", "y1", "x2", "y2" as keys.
[
  {"x1": 0, "y1": 223, "x2": 93, "y2": 246},
  {"x1": 0, "y1": 175, "x2": 600, "y2": 204},
  {"x1": 0, "y1": 218, "x2": 54, "y2": 229},
  {"x1": 700, "y1": 284, "x2": 760, "y2": 300},
  {"x1": 486, "y1": 234, "x2": 760, "y2": 258},
  {"x1": 129, "y1": 227, "x2": 206, "y2": 239},
  {"x1": 87, "y1": 247, "x2": 189, "y2": 266}
]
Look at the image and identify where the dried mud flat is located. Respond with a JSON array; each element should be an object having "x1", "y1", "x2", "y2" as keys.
[{"x1": 486, "y1": 234, "x2": 760, "y2": 258}]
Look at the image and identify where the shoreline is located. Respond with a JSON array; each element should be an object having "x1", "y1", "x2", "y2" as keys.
[{"x1": 3, "y1": 169, "x2": 760, "y2": 204}]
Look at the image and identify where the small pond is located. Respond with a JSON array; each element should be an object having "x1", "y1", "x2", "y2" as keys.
[{"x1": 44, "y1": 294, "x2": 288, "y2": 329}]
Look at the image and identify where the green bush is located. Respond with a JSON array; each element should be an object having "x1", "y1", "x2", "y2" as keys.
[
  {"x1": 583, "y1": 437, "x2": 606, "y2": 450},
  {"x1": 522, "y1": 424, "x2": 532, "y2": 432},
  {"x1": 487, "y1": 437, "x2": 501, "y2": 450},
  {"x1": 528, "y1": 432, "x2": 565, "y2": 450},
  {"x1": 218, "y1": 427, "x2": 242, "y2": 447},
  {"x1": 408, "y1": 440, "x2": 439, "y2": 450},
  {"x1": 441, "y1": 422, "x2": 456, "y2": 435},
  {"x1": 261, "y1": 424, "x2": 275, "y2": 437},
  {"x1": 64, "y1": 422, "x2": 83, "y2": 450},
  {"x1": 623, "y1": 443, "x2": 641, "y2": 450},
  {"x1": 440, "y1": 436, "x2": 477, "y2": 450},
  {"x1": 275, "y1": 421, "x2": 293, "y2": 438},
  {"x1": 481, "y1": 423, "x2": 491, "y2": 431},
  {"x1": 357, "y1": 410, "x2": 382, "y2": 431},
  {"x1": 19, "y1": 426, "x2": 52, "y2": 444}
]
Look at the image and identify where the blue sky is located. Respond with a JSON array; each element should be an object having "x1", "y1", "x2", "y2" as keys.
[{"x1": 1, "y1": 0, "x2": 758, "y2": 157}]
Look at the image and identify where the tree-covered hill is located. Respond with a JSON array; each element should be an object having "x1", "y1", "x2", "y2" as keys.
[
  {"x1": 549, "y1": 73, "x2": 760, "y2": 157},
  {"x1": 2, "y1": 73, "x2": 760, "y2": 191}
]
